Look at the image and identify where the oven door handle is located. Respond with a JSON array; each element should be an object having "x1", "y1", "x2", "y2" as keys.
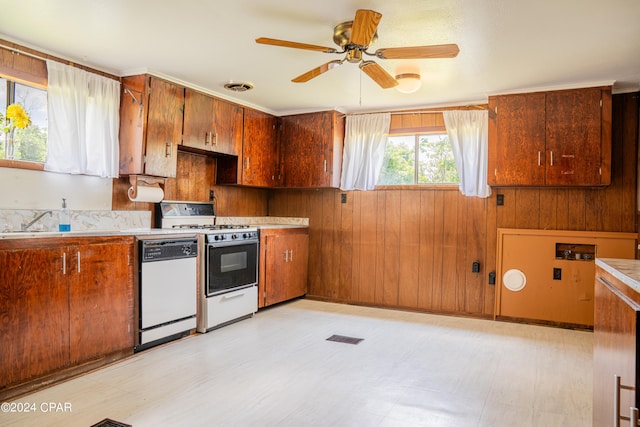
[{"x1": 208, "y1": 240, "x2": 259, "y2": 249}]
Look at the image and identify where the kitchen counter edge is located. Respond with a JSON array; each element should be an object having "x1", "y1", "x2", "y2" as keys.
[{"x1": 596, "y1": 257, "x2": 640, "y2": 294}]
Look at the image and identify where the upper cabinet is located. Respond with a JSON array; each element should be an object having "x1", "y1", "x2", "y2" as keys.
[
  {"x1": 280, "y1": 110, "x2": 344, "y2": 188},
  {"x1": 213, "y1": 98, "x2": 243, "y2": 156},
  {"x1": 216, "y1": 108, "x2": 279, "y2": 187},
  {"x1": 488, "y1": 86, "x2": 612, "y2": 186},
  {"x1": 182, "y1": 89, "x2": 214, "y2": 152},
  {"x1": 119, "y1": 74, "x2": 185, "y2": 178},
  {"x1": 241, "y1": 108, "x2": 280, "y2": 187},
  {"x1": 182, "y1": 88, "x2": 243, "y2": 156}
]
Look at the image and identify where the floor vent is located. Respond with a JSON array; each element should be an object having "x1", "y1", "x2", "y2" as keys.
[
  {"x1": 90, "y1": 419, "x2": 132, "y2": 427},
  {"x1": 326, "y1": 334, "x2": 364, "y2": 345}
]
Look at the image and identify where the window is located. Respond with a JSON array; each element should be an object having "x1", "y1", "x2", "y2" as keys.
[
  {"x1": 1, "y1": 77, "x2": 48, "y2": 162},
  {"x1": 377, "y1": 133, "x2": 459, "y2": 185}
]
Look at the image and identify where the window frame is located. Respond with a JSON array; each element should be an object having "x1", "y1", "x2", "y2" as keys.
[
  {"x1": 375, "y1": 112, "x2": 459, "y2": 190},
  {"x1": 0, "y1": 46, "x2": 48, "y2": 171}
]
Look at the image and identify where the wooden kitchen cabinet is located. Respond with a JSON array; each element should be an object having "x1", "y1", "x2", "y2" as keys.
[
  {"x1": 0, "y1": 247, "x2": 70, "y2": 388},
  {"x1": 119, "y1": 74, "x2": 185, "y2": 178},
  {"x1": 68, "y1": 240, "x2": 133, "y2": 363},
  {"x1": 593, "y1": 260, "x2": 640, "y2": 426},
  {"x1": 258, "y1": 228, "x2": 309, "y2": 308},
  {"x1": 182, "y1": 88, "x2": 215, "y2": 151},
  {"x1": 488, "y1": 86, "x2": 611, "y2": 186},
  {"x1": 213, "y1": 98, "x2": 243, "y2": 156},
  {"x1": 280, "y1": 110, "x2": 344, "y2": 188},
  {"x1": 0, "y1": 236, "x2": 134, "y2": 399},
  {"x1": 182, "y1": 88, "x2": 243, "y2": 156},
  {"x1": 216, "y1": 107, "x2": 279, "y2": 187},
  {"x1": 241, "y1": 108, "x2": 279, "y2": 187}
]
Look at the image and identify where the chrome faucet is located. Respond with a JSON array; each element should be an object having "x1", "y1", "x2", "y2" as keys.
[{"x1": 21, "y1": 210, "x2": 53, "y2": 231}]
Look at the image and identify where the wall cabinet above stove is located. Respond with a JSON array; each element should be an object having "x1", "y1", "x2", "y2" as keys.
[
  {"x1": 216, "y1": 108, "x2": 280, "y2": 187},
  {"x1": 182, "y1": 88, "x2": 243, "y2": 156},
  {"x1": 488, "y1": 86, "x2": 612, "y2": 187}
]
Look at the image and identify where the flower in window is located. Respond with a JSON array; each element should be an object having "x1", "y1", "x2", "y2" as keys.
[{"x1": 4, "y1": 103, "x2": 31, "y2": 132}]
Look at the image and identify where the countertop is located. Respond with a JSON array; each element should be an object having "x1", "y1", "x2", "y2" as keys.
[
  {"x1": 0, "y1": 223, "x2": 308, "y2": 240},
  {"x1": 596, "y1": 258, "x2": 640, "y2": 293}
]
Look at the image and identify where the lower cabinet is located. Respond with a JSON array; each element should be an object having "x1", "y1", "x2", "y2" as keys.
[
  {"x1": 0, "y1": 236, "x2": 134, "y2": 398},
  {"x1": 594, "y1": 261, "x2": 639, "y2": 426},
  {"x1": 258, "y1": 228, "x2": 309, "y2": 308}
]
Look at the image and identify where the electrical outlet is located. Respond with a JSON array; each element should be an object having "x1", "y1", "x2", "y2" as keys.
[
  {"x1": 496, "y1": 194, "x2": 504, "y2": 206},
  {"x1": 341, "y1": 193, "x2": 347, "y2": 204},
  {"x1": 472, "y1": 261, "x2": 480, "y2": 273},
  {"x1": 488, "y1": 272, "x2": 496, "y2": 285},
  {"x1": 209, "y1": 190, "x2": 215, "y2": 201},
  {"x1": 553, "y1": 268, "x2": 562, "y2": 280}
]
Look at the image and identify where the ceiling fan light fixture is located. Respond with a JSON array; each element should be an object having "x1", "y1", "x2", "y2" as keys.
[
  {"x1": 394, "y1": 73, "x2": 421, "y2": 93},
  {"x1": 223, "y1": 81, "x2": 254, "y2": 92}
]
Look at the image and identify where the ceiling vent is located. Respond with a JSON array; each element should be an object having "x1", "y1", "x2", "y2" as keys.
[{"x1": 224, "y1": 82, "x2": 254, "y2": 92}]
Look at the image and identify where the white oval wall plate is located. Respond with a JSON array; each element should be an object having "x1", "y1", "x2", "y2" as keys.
[{"x1": 503, "y1": 269, "x2": 526, "y2": 292}]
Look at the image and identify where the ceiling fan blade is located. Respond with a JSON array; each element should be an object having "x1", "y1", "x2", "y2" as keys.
[
  {"x1": 350, "y1": 9, "x2": 382, "y2": 46},
  {"x1": 292, "y1": 60, "x2": 343, "y2": 83},
  {"x1": 359, "y1": 61, "x2": 398, "y2": 89},
  {"x1": 256, "y1": 37, "x2": 338, "y2": 54},
  {"x1": 375, "y1": 44, "x2": 460, "y2": 59}
]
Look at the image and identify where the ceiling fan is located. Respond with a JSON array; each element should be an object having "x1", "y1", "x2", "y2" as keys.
[{"x1": 256, "y1": 9, "x2": 459, "y2": 89}]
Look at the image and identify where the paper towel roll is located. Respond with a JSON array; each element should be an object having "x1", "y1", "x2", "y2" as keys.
[{"x1": 128, "y1": 185, "x2": 164, "y2": 203}]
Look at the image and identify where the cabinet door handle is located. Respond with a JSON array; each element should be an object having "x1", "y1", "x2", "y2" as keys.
[
  {"x1": 165, "y1": 142, "x2": 172, "y2": 157},
  {"x1": 205, "y1": 131, "x2": 211, "y2": 145},
  {"x1": 615, "y1": 374, "x2": 636, "y2": 426},
  {"x1": 550, "y1": 151, "x2": 554, "y2": 166},
  {"x1": 538, "y1": 151, "x2": 541, "y2": 166},
  {"x1": 630, "y1": 407, "x2": 638, "y2": 427},
  {"x1": 245, "y1": 157, "x2": 250, "y2": 170},
  {"x1": 284, "y1": 250, "x2": 289, "y2": 262},
  {"x1": 62, "y1": 252, "x2": 66, "y2": 275},
  {"x1": 213, "y1": 132, "x2": 217, "y2": 145},
  {"x1": 77, "y1": 251, "x2": 81, "y2": 273},
  {"x1": 323, "y1": 159, "x2": 327, "y2": 172},
  {"x1": 289, "y1": 249, "x2": 293, "y2": 262}
]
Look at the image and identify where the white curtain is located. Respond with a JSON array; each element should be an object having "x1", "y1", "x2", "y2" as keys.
[
  {"x1": 45, "y1": 60, "x2": 121, "y2": 178},
  {"x1": 340, "y1": 113, "x2": 391, "y2": 190},
  {"x1": 443, "y1": 110, "x2": 491, "y2": 198}
]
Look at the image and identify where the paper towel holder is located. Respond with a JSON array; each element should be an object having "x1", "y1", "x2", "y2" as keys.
[{"x1": 128, "y1": 175, "x2": 166, "y2": 200}]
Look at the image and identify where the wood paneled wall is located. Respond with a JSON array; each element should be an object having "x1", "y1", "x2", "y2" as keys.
[
  {"x1": 267, "y1": 92, "x2": 638, "y2": 318},
  {"x1": 112, "y1": 151, "x2": 268, "y2": 220},
  {"x1": 268, "y1": 187, "x2": 495, "y2": 316}
]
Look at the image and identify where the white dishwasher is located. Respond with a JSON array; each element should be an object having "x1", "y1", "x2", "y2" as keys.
[{"x1": 136, "y1": 237, "x2": 198, "y2": 352}]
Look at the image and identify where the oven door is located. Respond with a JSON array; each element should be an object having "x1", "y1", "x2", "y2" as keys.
[{"x1": 206, "y1": 241, "x2": 258, "y2": 296}]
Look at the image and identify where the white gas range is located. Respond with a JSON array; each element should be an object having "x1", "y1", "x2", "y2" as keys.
[{"x1": 155, "y1": 201, "x2": 259, "y2": 332}]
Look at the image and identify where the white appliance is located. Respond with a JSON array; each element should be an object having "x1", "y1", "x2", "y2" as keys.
[
  {"x1": 155, "y1": 201, "x2": 259, "y2": 333},
  {"x1": 136, "y1": 237, "x2": 198, "y2": 351}
]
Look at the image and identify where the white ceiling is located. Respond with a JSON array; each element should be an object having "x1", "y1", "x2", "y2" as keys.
[{"x1": 1, "y1": 0, "x2": 639, "y2": 116}]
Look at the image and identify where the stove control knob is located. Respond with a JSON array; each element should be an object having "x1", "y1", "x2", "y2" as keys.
[
  {"x1": 242, "y1": 233, "x2": 248, "y2": 239},
  {"x1": 231, "y1": 234, "x2": 238, "y2": 240},
  {"x1": 182, "y1": 246, "x2": 192, "y2": 255}
]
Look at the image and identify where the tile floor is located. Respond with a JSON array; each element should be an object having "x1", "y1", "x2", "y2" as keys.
[{"x1": 1, "y1": 299, "x2": 593, "y2": 427}]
